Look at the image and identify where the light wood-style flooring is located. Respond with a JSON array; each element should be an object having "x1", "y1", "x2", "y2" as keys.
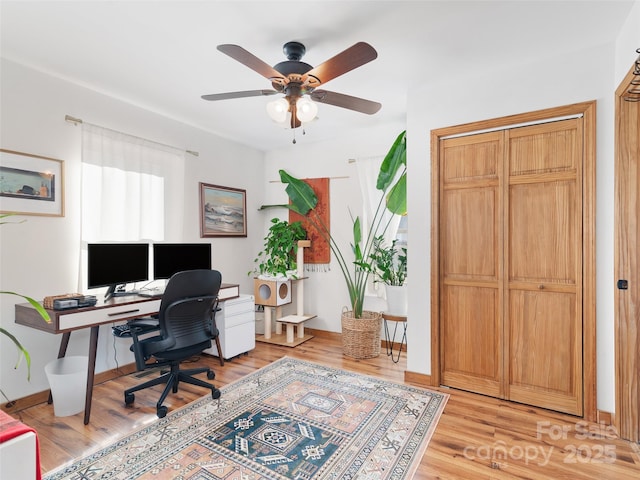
[{"x1": 10, "y1": 332, "x2": 640, "y2": 479}]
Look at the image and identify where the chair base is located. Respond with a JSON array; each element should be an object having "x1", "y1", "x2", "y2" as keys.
[{"x1": 124, "y1": 362, "x2": 221, "y2": 417}]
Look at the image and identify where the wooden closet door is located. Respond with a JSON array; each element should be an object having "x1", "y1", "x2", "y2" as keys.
[
  {"x1": 506, "y1": 119, "x2": 583, "y2": 416},
  {"x1": 440, "y1": 131, "x2": 504, "y2": 398},
  {"x1": 439, "y1": 118, "x2": 584, "y2": 416}
]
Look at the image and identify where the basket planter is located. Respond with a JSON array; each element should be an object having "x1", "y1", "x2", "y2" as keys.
[{"x1": 341, "y1": 310, "x2": 382, "y2": 359}]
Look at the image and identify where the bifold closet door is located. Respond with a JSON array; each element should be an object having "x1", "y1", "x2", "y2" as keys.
[
  {"x1": 440, "y1": 131, "x2": 505, "y2": 399},
  {"x1": 505, "y1": 119, "x2": 583, "y2": 416},
  {"x1": 440, "y1": 118, "x2": 584, "y2": 416}
]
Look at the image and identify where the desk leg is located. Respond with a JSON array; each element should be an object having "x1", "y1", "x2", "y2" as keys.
[
  {"x1": 48, "y1": 332, "x2": 71, "y2": 405},
  {"x1": 214, "y1": 335, "x2": 224, "y2": 366},
  {"x1": 84, "y1": 326, "x2": 99, "y2": 425}
]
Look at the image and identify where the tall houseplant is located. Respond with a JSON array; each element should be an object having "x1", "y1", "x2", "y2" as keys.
[{"x1": 261, "y1": 130, "x2": 407, "y2": 319}]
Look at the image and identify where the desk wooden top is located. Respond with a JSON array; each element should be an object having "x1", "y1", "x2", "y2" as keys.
[{"x1": 15, "y1": 295, "x2": 161, "y2": 334}]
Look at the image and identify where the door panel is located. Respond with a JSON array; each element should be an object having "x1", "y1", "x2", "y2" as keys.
[
  {"x1": 443, "y1": 187, "x2": 497, "y2": 281},
  {"x1": 509, "y1": 180, "x2": 577, "y2": 285},
  {"x1": 508, "y1": 289, "x2": 582, "y2": 415},
  {"x1": 442, "y1": 285, "x2": 502, "y2": 397}
]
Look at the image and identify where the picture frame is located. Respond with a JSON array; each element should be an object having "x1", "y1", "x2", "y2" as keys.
[
  {"x1": 0, "y1": 149, "x2": 65, "y2": 217},
  {"x1": 199, "y1": 182, "x2": 247, "y2": 237}
]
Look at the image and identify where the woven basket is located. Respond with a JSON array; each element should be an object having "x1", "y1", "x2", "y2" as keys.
[
  {"x1": 43, "y1": 293, "x2": 83, "y2": 309},
  {"x1": 341, "y1": 310, "x2": 382, "y2": 359}
]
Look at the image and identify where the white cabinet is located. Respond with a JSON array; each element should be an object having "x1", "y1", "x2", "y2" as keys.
[{"x1": 205, "y1": 294, "x2": 255, "y2": 360}]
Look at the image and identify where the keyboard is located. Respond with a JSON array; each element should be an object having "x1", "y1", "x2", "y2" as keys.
[{"x1": 112, "y1": 324, "x2": 131, "y2": 337}]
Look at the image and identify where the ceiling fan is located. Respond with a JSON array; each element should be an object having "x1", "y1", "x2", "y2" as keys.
[{"x1": 201, "y1": 41, "x2": 381, "y2": 135}]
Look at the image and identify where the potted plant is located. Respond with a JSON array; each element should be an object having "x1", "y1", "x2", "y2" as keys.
[
  {"x1": 1, "y1": 214, "x2": 51, "y2": 405},
  {"x1": 249, "y1": 217, "x2": 307, "y2": 279},
  {"x1": 368, "y1": 235, "x2": 408, "y2": 315},
  {"x1": 261, "y1": 131, "x2": 407, "y2": 358}
]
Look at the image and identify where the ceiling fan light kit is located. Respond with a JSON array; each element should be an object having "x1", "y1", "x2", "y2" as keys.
[{"x1": 202, "y1": 40, "x2": 381, "y2": 143}]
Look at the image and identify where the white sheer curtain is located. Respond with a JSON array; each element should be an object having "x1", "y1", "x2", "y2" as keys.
[
  {"x1": 81, "y1": 123, "x2": 185, "y2": 242},
  {"x1": 79, "y1": 124, "x2": 186, "y2": 290},
  {"x1": 354, "y1": 155, "x2": 401, "y2": 299}
]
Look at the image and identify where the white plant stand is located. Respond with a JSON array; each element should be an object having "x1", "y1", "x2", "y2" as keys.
[{"x1": 256, "y1": 240, "x2": 316, "y2": 347}]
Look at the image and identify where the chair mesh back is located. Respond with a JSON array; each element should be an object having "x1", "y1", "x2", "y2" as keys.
[{"x1": 158, "y1": 269, "x2": 222, "y2": 351}]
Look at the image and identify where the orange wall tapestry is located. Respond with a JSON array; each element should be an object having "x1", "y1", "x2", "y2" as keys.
[{"x1": 289, "y1": 177, "x2": 330, "y2": 271}]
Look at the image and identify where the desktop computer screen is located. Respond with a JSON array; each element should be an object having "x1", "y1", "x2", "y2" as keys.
[
  {"x1": 87, "y1": 243, "x2": 149, "y2": 299},
  {"x1": 153, "y1": 243, "x2": 212, "y2": 280}
]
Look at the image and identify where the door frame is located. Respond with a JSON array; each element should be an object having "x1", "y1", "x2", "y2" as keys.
[
  {"x1": 614, "y1": 63, "x2": 640, "y2": 442},
  {"x1": 430, "y1": 101, "x2": 597, "y2": 421}
]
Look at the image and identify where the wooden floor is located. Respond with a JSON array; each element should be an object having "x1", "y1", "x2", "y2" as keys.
[{"x1": 10, "y1": 333, "x2": 640, "y2": 479}]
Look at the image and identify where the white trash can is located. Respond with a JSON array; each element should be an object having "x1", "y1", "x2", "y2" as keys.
[{"x1": 44, "y1": 356, "x2": 88, "y2": 417}]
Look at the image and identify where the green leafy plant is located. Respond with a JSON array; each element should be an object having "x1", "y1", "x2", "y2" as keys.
[
  {"x1": 261, "y1": 131, "x2": 407, "y2": 318},
  {"x1": 368, "y1": 236, "x2": 407, "y2": 286},
  {"x1": 1, "y1": 213, "x2": 51, "y2": 404},
  {"x1": 249, "y1": 218, "x2": 307, "y2": 278}
]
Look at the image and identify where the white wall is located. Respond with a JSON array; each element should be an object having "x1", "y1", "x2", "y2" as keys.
[{"x1": 0, "y1": 59, "x2": 265, "y2": 400}]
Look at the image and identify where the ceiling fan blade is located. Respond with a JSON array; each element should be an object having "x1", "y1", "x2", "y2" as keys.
[
  {"x1": 201, "y1": 90, "x2": 278, "y2": 101},
  {"x1": 217, "y1": 44, "x2": 286, "y2": 84},
  {"x1": 310, "y1": 90, "x2": 381, "y2": 115},
  {"x1": 304, "y1": 42, "x2": 377, "y2": 87}
]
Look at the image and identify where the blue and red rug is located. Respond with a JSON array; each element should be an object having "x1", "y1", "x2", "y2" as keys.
[{"x1": 44, "y1": 357, "x2": 448, "y2": 479}]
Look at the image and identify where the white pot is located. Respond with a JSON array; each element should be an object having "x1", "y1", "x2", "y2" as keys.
[{"x1": 385, "y1": 285, "x2": 408, "y2": 315}]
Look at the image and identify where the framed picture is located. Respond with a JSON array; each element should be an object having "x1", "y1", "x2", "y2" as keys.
[
  {"x1": 199, "y1": 183, "x2": 247, "y2": 237},
  {"x1": 0, "y1": 149, "x2": 65, "y2": 217}
]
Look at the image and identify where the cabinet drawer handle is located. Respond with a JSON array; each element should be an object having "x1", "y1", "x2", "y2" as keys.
[{"x1": 108, "y1": 309, "x2": 140, "y2": 317}]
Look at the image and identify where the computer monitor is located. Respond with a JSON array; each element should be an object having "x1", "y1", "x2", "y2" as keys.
[
  {"x1": 153, "y1": 243, "x2": 212, "y2": 280},
  {"x1": 87, "y1": 243, "x2": 149, "y2": 300}
]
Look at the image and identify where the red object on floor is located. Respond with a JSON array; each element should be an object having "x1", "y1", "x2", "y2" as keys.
[{"x1": 0, "y1": 409, "x2": 41, "y2": 480}]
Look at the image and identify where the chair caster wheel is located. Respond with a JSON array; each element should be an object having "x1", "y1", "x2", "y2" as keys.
[
  {"x1": 156, "y1": 405, "x2": 168, "y2": 418},
  {"x1": 125, "y1": 393, "x2": 135, "y2": 405},
  {"x1": 212, "y1": 388, "x2": 221, "y2": 400},
  {"x1": 207, "y1": 370, "x2": 215, "y2": 380}
]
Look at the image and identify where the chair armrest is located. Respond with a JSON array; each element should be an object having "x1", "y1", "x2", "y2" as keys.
[{"x1": 127, "y1": 319, "x2": 161, "y2": 371}]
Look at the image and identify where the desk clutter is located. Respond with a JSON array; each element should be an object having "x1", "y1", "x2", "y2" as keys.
[{"x1": 43, "y1": 293, "x2": 97, "y2": 310}]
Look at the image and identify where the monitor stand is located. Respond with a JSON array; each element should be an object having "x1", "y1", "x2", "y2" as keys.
[{"x1": 104, "y1": 284, "x2": 139, "y2": 301}]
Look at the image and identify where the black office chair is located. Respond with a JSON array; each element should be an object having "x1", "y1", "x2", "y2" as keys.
[{"x1": 124, "y1": 269, "x2": 222, "y2": 418}]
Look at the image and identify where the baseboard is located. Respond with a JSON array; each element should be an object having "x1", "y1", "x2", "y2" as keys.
[
  {"x1": 597, "y1": 409, "x2": 614, "y2": 426},
  {"x1": 1, "y1": 363, "x2": 138, "y2": 414},
  {"x1": 404, "y1": 370, "x2": 432, "y2": 387},
  {"x1": 306, "y1": 328, "x2": 408, "y2": 353},
  {"x1": 304, "y1": 328, "x2": 339, "y2": 340}
]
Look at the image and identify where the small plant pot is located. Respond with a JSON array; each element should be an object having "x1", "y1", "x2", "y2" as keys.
[{"x1": 385, "y1": 285, "x2": 408, "y2": 315}]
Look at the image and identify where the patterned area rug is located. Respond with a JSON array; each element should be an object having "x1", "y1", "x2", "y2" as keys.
[{"x1": 44, "y1": 357, "x2": 448, "y2": 479}]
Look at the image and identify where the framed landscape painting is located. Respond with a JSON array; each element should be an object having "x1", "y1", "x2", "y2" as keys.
[
  {"x1": 0, "y1": 149, "x2": 65, "y2": 217},
  {"x1": 199, "y1": 183, "x2": 247, "y2": 237}
]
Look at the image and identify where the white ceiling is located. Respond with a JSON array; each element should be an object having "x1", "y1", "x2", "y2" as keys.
[{"x1": 0, "y1": 1, "x2": 634, "y2": 152}]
